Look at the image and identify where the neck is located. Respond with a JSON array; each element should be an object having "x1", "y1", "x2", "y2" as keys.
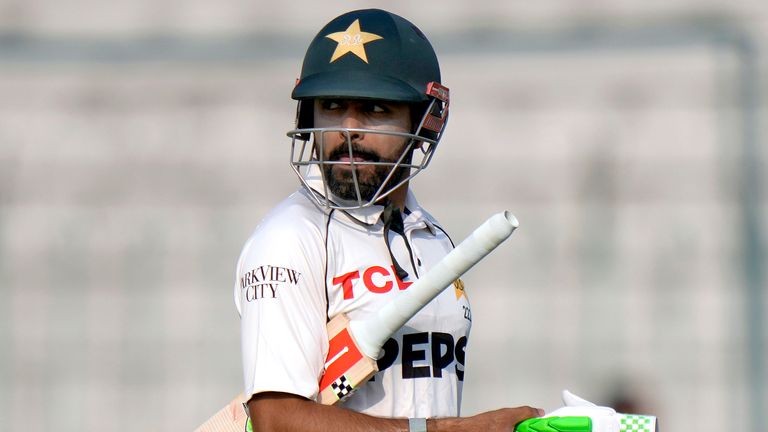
[{"x1": 381, "y1": 183, "x2": 409, "y2": 212}]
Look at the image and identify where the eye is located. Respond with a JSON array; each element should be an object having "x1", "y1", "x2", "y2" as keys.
[
  {"x1": 320, "y1": 100, "x2": 342, "y2": 110},
  {"x1": 363, "y1": 102, "x2": 388, "y2": 113}
]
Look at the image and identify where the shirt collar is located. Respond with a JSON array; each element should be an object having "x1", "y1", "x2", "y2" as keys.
[{"x1": 402, "y1": 192, "x2": 437, "y2": 235}]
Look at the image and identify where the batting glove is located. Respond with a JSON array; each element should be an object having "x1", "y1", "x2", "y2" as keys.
[{"x1": 516, "y1": 390, "x2": 658, "y2": 432}]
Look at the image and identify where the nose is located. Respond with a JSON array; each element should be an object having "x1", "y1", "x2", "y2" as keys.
[{"x1": 339, "y1": 107, "x2": 365, "y2": 141}]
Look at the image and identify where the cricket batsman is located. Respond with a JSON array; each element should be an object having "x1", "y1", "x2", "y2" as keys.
[{"x1": 233, "y1": 8, "x2": 544, "y2": 432}]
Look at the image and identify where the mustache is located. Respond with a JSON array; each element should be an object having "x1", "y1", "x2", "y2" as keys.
[{"x1": 326, "y1": 142, "x2": 381, "y2": 163}]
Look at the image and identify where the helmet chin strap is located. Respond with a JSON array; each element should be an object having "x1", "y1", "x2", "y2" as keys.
[{"x1": 380, "y1": 200, "x2": 410, "y2": 281}]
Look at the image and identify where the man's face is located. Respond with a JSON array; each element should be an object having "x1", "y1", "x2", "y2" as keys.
[{"x1": 313, "y1": 98, "x2": 413, "y2": 203}]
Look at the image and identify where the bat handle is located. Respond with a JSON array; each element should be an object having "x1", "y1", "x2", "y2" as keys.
[{"x1": 351, "y1": 211, "x2": 519, "y2": 359}]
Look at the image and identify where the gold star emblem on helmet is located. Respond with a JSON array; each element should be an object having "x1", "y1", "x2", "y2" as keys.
[{"x1": 325, "y1": 19, "x2": 383, "y2": 63}]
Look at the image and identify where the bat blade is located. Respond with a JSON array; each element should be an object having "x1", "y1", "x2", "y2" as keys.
[
  {"x1": 317, "y1": 313, "x2": 378, "y2": 405},
  {"x1": 194, "y1": 394, "x2": 247, "y2": 432}
]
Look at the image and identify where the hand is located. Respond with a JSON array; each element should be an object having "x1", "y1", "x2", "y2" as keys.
[
  {"x1": 459, "y1": 406, "x2": 544, "y2": 432},
  {"x1": 541, "y1": 390, "x2": 618, "y2": 432},
  {"x1": 516, "y1": 390, "x2": 658, "y2": 432}
]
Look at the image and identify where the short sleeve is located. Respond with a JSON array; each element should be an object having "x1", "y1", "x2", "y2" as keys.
[{"x1": 234, "y1": 213, "x2": 329, "y2": 401}]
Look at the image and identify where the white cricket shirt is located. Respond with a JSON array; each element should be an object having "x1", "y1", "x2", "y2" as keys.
[{"x1": 235, "y1": 179, "x2": 472, "y2": 418}]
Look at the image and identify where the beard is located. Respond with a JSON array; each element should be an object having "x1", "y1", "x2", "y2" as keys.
[{"x1": 322, "y1": 143, "x2": 411, "y2": 203}]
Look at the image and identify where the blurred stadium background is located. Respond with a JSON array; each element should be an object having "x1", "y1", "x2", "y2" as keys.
[{"x1": 1, "y1": 1, "x2": 765, "y2": 431}]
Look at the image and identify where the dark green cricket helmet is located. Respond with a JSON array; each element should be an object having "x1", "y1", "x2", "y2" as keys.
[{"x1": 292, "y1": 8, "x2": 441, "y2": 104}]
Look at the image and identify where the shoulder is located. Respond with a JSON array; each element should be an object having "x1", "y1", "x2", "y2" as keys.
[
  {"x1": 251, "y1": 189, "x2": 329, "y2": 241},
  {"x1": 238, "y1": 189, "x2": 330, "y2": 265}
]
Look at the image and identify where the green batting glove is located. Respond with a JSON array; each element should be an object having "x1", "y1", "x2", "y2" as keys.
[
  {"x1": 516, "y1": 390, "x2": 658, "y2": 432},
  {"x1": 517, "y1": 416, "x2": 593, "y2": 432}
]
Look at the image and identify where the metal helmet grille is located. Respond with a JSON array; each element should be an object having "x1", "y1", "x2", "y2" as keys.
[
  {"x1": 288, "y1": 84, "x2": 449, "y2": 210},
  {"x1": 288, "y1": 126, "x2": 439, "y2": 210}
]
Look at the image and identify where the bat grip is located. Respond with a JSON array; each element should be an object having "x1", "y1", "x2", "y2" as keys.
[{"x1": 350, "y1": 211, "x2": 519, "y2": 359}]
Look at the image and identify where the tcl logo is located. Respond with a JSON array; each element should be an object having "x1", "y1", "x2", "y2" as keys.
[{"x1": 332, "y1": 265, "x2": 413, "y2": 300}]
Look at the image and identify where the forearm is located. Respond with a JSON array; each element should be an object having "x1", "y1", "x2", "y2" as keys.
[
  {"x1": 248, "y1": 392, "x2": 406, "y2": 432},
  {"x1": 248, "y1": 392, "x2": 541, "y2": 432}
]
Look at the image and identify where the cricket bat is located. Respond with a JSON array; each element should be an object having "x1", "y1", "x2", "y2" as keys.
[{"x1": 196, "y1": 211, "x2": 519, "y2": 431}]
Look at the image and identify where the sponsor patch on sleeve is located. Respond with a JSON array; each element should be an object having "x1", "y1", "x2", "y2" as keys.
[{"x1": 240, "y1": 265, "x2": 302, "y2": 301}]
